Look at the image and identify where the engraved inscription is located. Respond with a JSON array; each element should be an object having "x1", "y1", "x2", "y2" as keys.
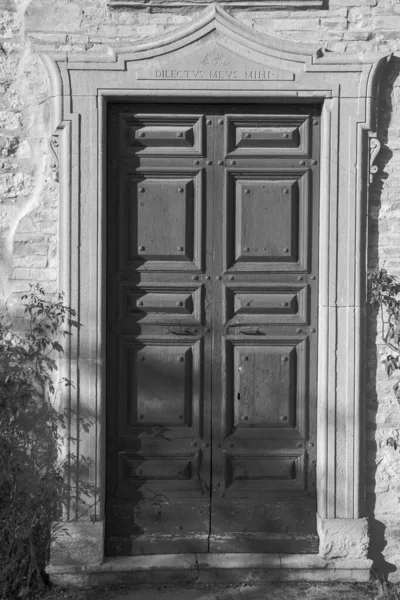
[{"x1": 138, "y1": 68, "x2": 294, "y2": 81}]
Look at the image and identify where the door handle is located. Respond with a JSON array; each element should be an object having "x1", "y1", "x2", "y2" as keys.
[
  {"x1": 167, "y1": 328, "x2": 198, "y2": 336},
  {"x1": 239, "y1": 328, "x2": 263, "y2": 335}
]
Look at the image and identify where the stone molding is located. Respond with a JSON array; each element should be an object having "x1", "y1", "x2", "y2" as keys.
[
  {"x1": 107, "y1": 0, "x2": 325, "y2": 8},
  {"x1": 36, "y1": 5, "x2": 391, "y2": 573}
]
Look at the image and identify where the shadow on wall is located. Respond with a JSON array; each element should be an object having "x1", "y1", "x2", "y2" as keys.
[{"x1": 367, "y1": 56, "x2": 400, "y2": 581}]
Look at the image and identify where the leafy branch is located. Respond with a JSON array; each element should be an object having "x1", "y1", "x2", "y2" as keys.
[
  {"x1": 0, "y1": 284, "x2": 86, "y2": 598},
  {"x1": 368, "y1": 268, "x2": 400, "y2": 401}
]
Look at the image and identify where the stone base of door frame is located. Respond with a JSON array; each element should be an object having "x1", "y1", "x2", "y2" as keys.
[
  {"x1": 47, "y1": 517, "x2": 372, "y2": 586},
  {"x1": 47, "y1": 554, "x2": 372, "y2": 587}
]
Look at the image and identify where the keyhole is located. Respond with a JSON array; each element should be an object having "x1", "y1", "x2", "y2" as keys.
[{"x1": 237, "y1": 393, "x2": 241, "y2": 400}]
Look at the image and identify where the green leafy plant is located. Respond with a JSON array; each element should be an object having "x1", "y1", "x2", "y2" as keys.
[
  {"x1": 368, "y1": 268, "x2": 400, "y2": 402},
  {"x1": 0, "y1": 284, "x2": 79, "y2": 599}
]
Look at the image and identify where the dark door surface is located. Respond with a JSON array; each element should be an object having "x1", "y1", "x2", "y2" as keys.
[{"x1": 106, "y1": 102, "x2": 320, "y2": 555}]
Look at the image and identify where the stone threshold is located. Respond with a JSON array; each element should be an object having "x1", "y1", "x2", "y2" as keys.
[{"x1": 47, "y1": 554, "x2": 372, "y2": 586}]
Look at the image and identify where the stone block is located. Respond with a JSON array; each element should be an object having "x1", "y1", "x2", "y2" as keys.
[
  {"x1": 321, "y1": 18, "x2": 348, "y2": 30},
  {"x1": 375, "y1": 490, "x2": 400, "y2": 516},
  {"x1": 67, "y1": 34, "x2": 89, "y2": 44},
  {"x1": 100, "y1": 555, "x2": 197, "y2": 572},
  {"x1": 0, "y1": 0, "x2": 16, "y2": 11},
  {"x1": 196, "y1": 569, "x2": 279, "y2": 585},
  {"x1": 323, "y1": 41, "x2": 348, "y2": 52},
  {"x1": 25, "y1": 0, "x2": 83, "y2": 33},
  {"x1": 317, "y1": 517, "x2": 369, "y2": 560},
  {"x1": 47, "y1": 574, "x2": 91, "y2": 587},
  {"x1": 332, "y1": 0, "x2": 376, "y2": 6},
  {"x1": 11, "y1": 267, "x2": 57, "y2": 281},
  {"x1": 273, "y1": 18, "x2": 320, "y2": 31},
  {"x1": 13, "y1": 241, "x2": 49, "y2": 256},
  {"x1": 50, "y1": 521, "x2": 104, "y2": 567},
  {"x1": 13, "y1": 254, "x2": 48, "y2": 268},
  {"x1": 196, "y1": 554, "x2": 281, "y2": 569},
  {"x1": 322, "y1": 31, "x2": 345, "y2": 41},
  {"x1": 11, "y1": 280, "x2": 33, "y2": 293},
  {"x1": 279, "y1": 555, "x2": 326, "y2": 568},
  {"x1": 28, "y1": 32, "x2": 68, "y2": 44},
  {"x1": 344, "y1": 31, "x2": 372, "y2": 41},
  {"x1": 47, "y1": 555, "x2": 373, "y2": 586},
  {"x1": 279, "y1": 569, "x2": 371, "y2": 583},
  {"x1": 374, "y1": 16, "x2": 400, "y2": 30}
]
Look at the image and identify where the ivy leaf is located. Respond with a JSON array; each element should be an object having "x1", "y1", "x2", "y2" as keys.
[
  {"x1": 394, "y1": 381, "x2": 400, "y2": 405},
  {"x1": 51, "y1": 342, "x2": 64, "y2": 353},
  {"x1": 384, "y1": 356, "x2": 398, "y2": 377}
]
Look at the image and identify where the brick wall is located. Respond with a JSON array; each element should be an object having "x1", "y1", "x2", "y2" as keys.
[{"x1": 1, "y1": 0, "x2": 400, "y2": 581}]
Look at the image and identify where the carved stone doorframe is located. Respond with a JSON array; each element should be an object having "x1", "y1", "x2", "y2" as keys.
[{"x1": 41, "y1": 6, "x2": 390, "y2": 583}]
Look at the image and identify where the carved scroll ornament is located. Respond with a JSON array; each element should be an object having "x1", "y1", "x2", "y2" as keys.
[
  {"x1": 49, "y1": 131, "x2": 60, "y2": 182},
  {"x1": 369, "y1": 135, "x2": 381, "y2": 183}
]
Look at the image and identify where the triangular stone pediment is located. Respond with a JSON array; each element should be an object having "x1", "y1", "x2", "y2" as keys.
[{"x1": 121, "y1": 6, "x2": 319, "y2": 78}]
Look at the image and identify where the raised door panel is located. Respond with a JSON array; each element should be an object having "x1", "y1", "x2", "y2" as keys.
[
  {"x1": 225, "y1": 114, "x2": 310, "y2": 157},
  {"x1": 124, "y1": 341, "x2": 199, "y2": 430},
  {"x1": 225, "y1": 283, "x2": 309, "y2": 325},
  {"x1": 121, "y1": 171, "x2": 203, "y2": 271},
  {"x1": 209, "y1": 496, "x2": 318, "y2": 553},
  {"x1": 119, "y1": 112, "x2": 204, "y2": 156},
  {"x1": 232, "y1": 343, "x2": 298, "y2": 431},
  {"x1": 119, "y1": 283, "x2": 203, "y2": 325},
  {"x1": 106, "y1": 499, "x2": 210, "y2": 555},
  {"x1": 225, "y1": 171, "x2": 310, "y2": 272}
]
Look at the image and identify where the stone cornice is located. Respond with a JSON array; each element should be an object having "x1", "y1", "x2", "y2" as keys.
[{"x1": 108, "y1": 0, "x2": 325, "y2": 8}]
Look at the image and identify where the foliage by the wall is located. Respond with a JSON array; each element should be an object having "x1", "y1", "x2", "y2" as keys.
[
  {"x1": 368, "y1": 268, "x2": 400, "y2": 403},
  {"x1": 0, "y1": 285, "x2": 79, "y2": 599}
]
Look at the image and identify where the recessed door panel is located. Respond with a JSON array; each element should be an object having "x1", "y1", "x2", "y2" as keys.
[{"x1": 107, "y1": 102, "x2": 319, "y2": 556}]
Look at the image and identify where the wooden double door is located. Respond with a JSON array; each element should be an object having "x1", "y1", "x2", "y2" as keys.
[{"x1": 106, "y1": 102, "x2": 320, "y2": 555}]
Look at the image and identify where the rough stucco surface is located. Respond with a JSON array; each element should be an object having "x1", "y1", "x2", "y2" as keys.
[{"x1": 1, "y1": 0, "x2": 400, "y2": 582}]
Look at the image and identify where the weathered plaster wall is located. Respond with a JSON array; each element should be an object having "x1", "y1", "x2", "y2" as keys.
[
  {"x1": 0, "y1": 0, "x2": 57, "y2": 310},
  {"x1": 1, "y1": 0, "x2": 400, "y2": 581}
]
